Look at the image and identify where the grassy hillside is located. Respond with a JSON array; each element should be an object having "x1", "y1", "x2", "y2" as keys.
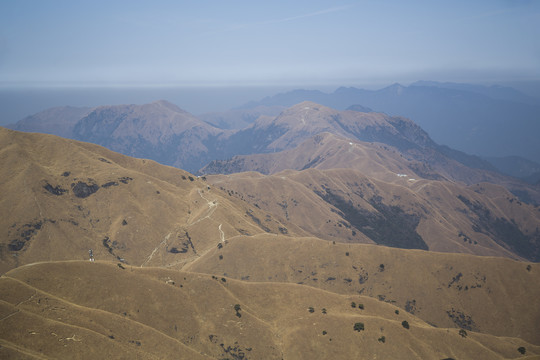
[
  {"x1": 0, "y1": 127, "x2": 306, "y2": 274},
  {"x1": 208, "y1": 167, "x2": 540, "y2": 260},
  {"x1": 1, "y1": 261, "x2": 538, "y2": 359},
  {"x1": 187, "y1": 234, "x2": 540, "y2": 345}
]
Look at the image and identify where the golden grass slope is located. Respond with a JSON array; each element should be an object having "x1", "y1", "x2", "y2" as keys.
[
  {"x1": 0, "y1": 127, "x2": 307, "y2": 274},
  {"x1": 208, "y1": 167, "x2": 540, "y2": 260},
  {"x1": 2, "y1": 261, "x2": 539, "y2": 359},
  {"x1": 187, "y1": 234, "x2": 540, "y2": 346}
]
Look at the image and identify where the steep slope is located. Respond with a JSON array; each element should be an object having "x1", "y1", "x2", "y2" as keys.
[
  {"x1": 206, "y1": 166, "x2": 540, "y2": 261},
  {"x1": 72, "y1": 100, "x2": 229, "y2": 172},
  {"x1": 0, "y1": 127, "x2": 306, "y2": 274},
  {"x1": 2, "y1": 260, "x2": 539, "y2": 359},
  {"x1": 187, "y1": 234, "x2": 540, "y2": 346}
]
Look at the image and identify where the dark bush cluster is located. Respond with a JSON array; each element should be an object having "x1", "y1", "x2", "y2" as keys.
[{"x1": 401, "y1": 321, "x2": 410, "y2": 329}]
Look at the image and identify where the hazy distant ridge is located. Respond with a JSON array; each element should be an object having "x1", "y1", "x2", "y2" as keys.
[{"x1": 241, "y1": 82, "x2": 540, "y2": 164}]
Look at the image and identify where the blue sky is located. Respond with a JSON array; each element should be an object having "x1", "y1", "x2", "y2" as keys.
[{"x1": 1, "y1": 0, "x2": 539, "y2": 87}]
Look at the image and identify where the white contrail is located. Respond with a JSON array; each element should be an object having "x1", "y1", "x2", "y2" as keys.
[{"x1": 229, "y1": 5, "x2": 354, "y2": 30}]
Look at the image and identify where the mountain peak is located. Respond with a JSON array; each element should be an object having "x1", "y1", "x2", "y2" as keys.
[
  {"x1": 370, "y1": 83, "x2": 407, "y2": 97},
  {"x1": 288, "y1": 101, "x2": 327, "y2": 111},
  {"x1": 150, "y1": 99, "x2": 184, "y2": 112}
]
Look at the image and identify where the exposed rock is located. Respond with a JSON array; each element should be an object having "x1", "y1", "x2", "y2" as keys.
[
  {"x1": 8, "y1": 221, "x2": 44, "y2": 251},
  {"x1": 71, "y1": 181, "x2": 99, "y2": 198},
  {"x1": 101, "y1": 181, "x2": 119, "y2": 188},
  {"x1": 119, "y1": 177, "x2": 133, "y2": 184},
  {"x1": 43, "y1": 183, "x2": 67, "y2": 196}
]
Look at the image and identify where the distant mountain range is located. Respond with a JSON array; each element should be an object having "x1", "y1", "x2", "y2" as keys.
[
  {"x1": 8, "y1": 97, "x2": 540, "y2": 203},
  {"x1": 237, "y1": 81, "x2": 540, "y2": 166},
  {"x1": 12, "y1": 81, "x2": 539, "y2": 182}
]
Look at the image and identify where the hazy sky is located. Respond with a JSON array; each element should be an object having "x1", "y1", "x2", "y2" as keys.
[{"x1": 1, "y1": 0, "x2": 539, "y2": 87}]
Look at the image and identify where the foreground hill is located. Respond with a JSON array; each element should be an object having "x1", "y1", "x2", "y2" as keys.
[
  {"x1": 1, "y1": 128, "x2": 539, "y2": 358},
  {"x1": 0, "y1": 127, "x2": 305, "y2": 274},
  {"x1": 1, "y1": 260, "x2": 539, "y2": 359},
  {"x1": 186, "y1": 234, "x2": 540, "y2": 346}
]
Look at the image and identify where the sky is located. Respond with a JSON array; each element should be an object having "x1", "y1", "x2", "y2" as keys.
[{"x1": 1, "y1": 0, "x2": 539, "y2": 87}]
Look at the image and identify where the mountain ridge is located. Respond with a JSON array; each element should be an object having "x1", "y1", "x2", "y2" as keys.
[
  {"x1": 8, "y1": 98, "x2": 540, "y2": 206},
  {"x1": 240, "y1": 83, "x2": 540, "y2": 163}
]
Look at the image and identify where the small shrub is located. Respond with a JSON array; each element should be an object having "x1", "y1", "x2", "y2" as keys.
[
  {"x1": 358, "y1": 303, "x2": 364, "y2": 310},
  {"x1": 395, "y1": 310, "x2": 400, "y2": 315},
  {"x1": 379, "y1": 264, "x2": 385, "y2": 272},
  {"x1": 322, "y1": 308, "x2": 327, "y2": 314},
  {"x1": 518, "y1": 347, "x2": 526, "y2": 355},
  {"x1": 401, "y1": 320, "x2": 410, "y2": 329},
  {"x1": 378, "y1": 336, "x2": 386, "y2": 343},
  {"x1": 219, "y1": 255, "x2": 223, "y2": 260},
  {"x1": 526, "y1": 265, "x2": 532, "y2": 272},
  {"x1": 354, "y1": 322, "x2": 365, "y2": 332},
  {"x1": 351, "y1": 302, "x2": 356, "y2": 308},
  {"x1": 459, "y1": 329, "x2": 468, "y2": 338},
  {"x1": 308, "y1": 307, "x2": 315, "y2": 313},
  {"x1": 234, "y1": 304, "x2": 241, "y2": 318},
  {"x1": 322, "y1": 330, "x2": 327, "y2": 335},
  {"x1": 345, "y1": 252, "x2": 349, "y2": 256}
]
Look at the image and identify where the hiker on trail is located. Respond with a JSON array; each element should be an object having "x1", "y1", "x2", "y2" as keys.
[{"x1": 89, "y1": 249, "x2": 94, "y2": 262}]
